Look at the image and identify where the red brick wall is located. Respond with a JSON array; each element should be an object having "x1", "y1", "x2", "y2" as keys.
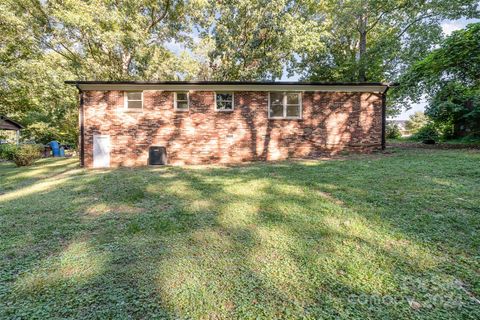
[{"x1": 82, "y1": 90, "x2": 383, "y2": 167}]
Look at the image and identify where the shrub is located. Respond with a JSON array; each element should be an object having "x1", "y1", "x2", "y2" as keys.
[
  {"x1": 0, "y1": 144, "x2": 18, "y2": 161},
  {"x1": 11, "y1": 144, "x2": 43, "y2": 166},
  {"x1": 386, "y1": 123, "x2": 402, "y2": 139},
  {"x1": 405, "y1": 112, "x2": 428, "y2": 134},
  {"x1": 412, "y1": 123, "x2": 440, "y2": 141},
  {"x1": 22, "y1": 122, "x2": 61, "y2": 145}
]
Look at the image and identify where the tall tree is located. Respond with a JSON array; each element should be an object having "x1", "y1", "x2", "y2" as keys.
[
  {"x1": 0, "y1": 0, "x2": 200, "y2": 144},
  {"x1": 198, "y1": 0, "x2": 312, "y2": 80},
  {"x1": 1, "y1": 0, "x2": 479, "y2": 144},
  {"x1": 295, "y1": 0, "x2": 479, "y2": 82},
  {"x1": 397, "y1": 23, "x2": 480, "y2": 137},
  {"x1": 10, "y1": 0, "x2": 195, "y2": 80}
]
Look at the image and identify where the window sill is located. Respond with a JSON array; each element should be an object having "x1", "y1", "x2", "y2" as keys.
[
  {"x1": 124, "y1": 109, "x2": 143, "y2": 113},
  {"x1": 175, "y1": 109, "x2": 190, "y2": 112},
  {"x1": 269, "y1": 117, "x2": 303, "y2": 120},
  {"x1": 215, "y1": 109, "x2": 234, "y2": 112}
]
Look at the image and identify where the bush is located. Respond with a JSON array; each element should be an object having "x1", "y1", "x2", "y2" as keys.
[
  {"x1": 22, "y1": 122, "x2": 61, "y2": 145},
  {"x1": 22, "y1": 121, "x2": 78, "y2": 147},
  {"x1": 11, "y1": 144, "x2": 43, "y2": 166},
  {"x1": 0, "y1": 144, "x2": 18, "y2": 161},
  {"x1": 405, "y1": 112, "x2": 428, "y2": 134},
  {"x1": 386, "y1": 123, "x2": 402, "y2": 139},
  {"x1": 412, "y1": 123, "x2": 440, "y2": 141}
]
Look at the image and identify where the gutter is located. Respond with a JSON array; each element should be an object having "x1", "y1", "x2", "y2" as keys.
[
  {"x1": 381, "y1": 84, "x2": 394, "y2": 150},
  {"x1": 65, "y1": 80, "x2": 390, "y2": 94},
  {"x1": 65, "y1": 80, "x2": 392, "y2": 86},
  {"x1": 75, "y1": 83, "x2": 85, "y2": 167}
]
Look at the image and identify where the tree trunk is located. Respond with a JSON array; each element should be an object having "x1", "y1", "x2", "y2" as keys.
[
  {"x1": 358, "y1": 30, "x2": 367, "y2": 81},
  {"x1": 122, "y1": 52, "x2": 133, "y2": 77},
  {"x1": 358, "y1": 14, "x2": 367, "y2": 82}
]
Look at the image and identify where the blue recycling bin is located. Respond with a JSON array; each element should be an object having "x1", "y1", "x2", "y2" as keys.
[{"x1": 49, "y1": 141, "x2": 60, "y2": 157}]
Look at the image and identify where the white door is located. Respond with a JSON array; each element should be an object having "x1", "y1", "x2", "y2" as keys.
[{"x1": 93, "y1": 135, "x2": 111, "y2": 168}]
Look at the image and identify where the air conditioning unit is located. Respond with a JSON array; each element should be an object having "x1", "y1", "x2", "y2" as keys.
[{"x1": 148, "y1": 146, "x2": 167, "y2": 165}]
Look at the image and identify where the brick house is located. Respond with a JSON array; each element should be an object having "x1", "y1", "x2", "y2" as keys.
[{"x1": 66, "y1": 81, "x2": 391, "y2": 168}]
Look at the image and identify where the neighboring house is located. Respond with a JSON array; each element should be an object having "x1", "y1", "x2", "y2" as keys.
[
  {"x1": 388, "y1": 119, "x2": 407, "y2": 130},
  {"x1": 0, "y1": 115, "x2": 24, "y2": 144},
  {"x1": 387, "y1": 119, "x2": 410, "y2": 136},
  {"x1": 66, "y1": 81, "x2": 391, "y2": 168}
]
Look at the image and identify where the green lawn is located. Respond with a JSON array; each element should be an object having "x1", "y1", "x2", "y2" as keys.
[{"x1": 1, "y1": 148, "x2": 479, "y2": 319}]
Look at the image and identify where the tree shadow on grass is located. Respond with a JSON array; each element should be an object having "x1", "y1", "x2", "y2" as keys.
[{"x1": 0, "y1": 152, "x2": 479, "y2": 318}]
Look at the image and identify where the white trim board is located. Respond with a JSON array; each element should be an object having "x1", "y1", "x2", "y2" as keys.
[{"x1": 123, "y1": 91, "x2": 144, "y2": 110}]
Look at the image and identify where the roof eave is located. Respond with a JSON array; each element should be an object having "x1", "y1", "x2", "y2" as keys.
[
  {"x1": 0, "y1": 116, "x2": 24, "y2": 130},
  {"x1": 65, "y1": 81, "x2": 394, "y2": 93}
]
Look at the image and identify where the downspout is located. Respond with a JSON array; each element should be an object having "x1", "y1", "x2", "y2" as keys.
[
  {"x1": 15, "y1": 130, "x2": 20, "y2": 145},
  {"x1": 76, "y1": 84, "x2": 85, "y2": 167},
  {"x1": 381, "y1": 85, "x2": 390, "y2": 150}
]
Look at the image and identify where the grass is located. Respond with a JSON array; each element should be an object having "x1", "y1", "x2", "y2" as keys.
[
  {"x1": 441, "y1": 136, "x2": 480, "y2": 145},
  {"x1": 388, "y1": 136, "x2": 480, "y2": 145},
  {"x1": 0, "y1": 148, "x2": 479, "y2": 319}
]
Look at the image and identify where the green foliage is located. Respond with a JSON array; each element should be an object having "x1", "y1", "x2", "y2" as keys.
[
  {"x1": 0, "y1": 143, "x2": 18, "y2": 160},
  {"x1": 412, "y1": 123, "x2": 440, "y2": 141},
  {"x1": 427, "y1": 83, "x2": 480, "y2": 137},
  {"x1": 386, "y1": 123, "x2": 401, "y2": 139},
  {"x1": 21, "y1": 123, "x2": 60, "y2": 145},
  {"x1": 198, "y1": 0, "x2": 479, "y2": 83},
  {"x1": 0, "y1": 144, "x2": 43, "y2": 165},
  {"x1": 0, "y1": 0, "x2": 479, "y2": 141},
  {"x1": 443, "y1": 136, "x2": 480, "y2": 145},
  {"x1": 1, "y1": 150, "x2": 480, "y2": 318},
  {"x1": 9, "y1": 0, "x2": 193, "y2": 80},
  {"x1": 295, "y1": 0, "x2": 479, "y2": 83},
  {"x1": 398, "y1": 23, "x2": 480, "y2": 137},
  {"x1": 21, "y1": 121, "x2": 75, "y2": 145},
  {"x1": 11, "y1": 144, "x2": 43, "y2": 166},
  {"x1": 0, "y1": 0, "x2": 197, "y2": 145},
  {"x1": 405, "y1": 112, "x2": 428, "y2": 134},
  {"x1": 0, "y1": 33, "x2": 77, "y2": 145},
  {"x1": 202, "y1": 0, "x2": 301, "y2": 80}
]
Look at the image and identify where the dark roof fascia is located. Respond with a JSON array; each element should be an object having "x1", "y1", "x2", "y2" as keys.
[
  {"x1": 0, "y1": 115, "x2": 24, "y2": 130},
  {"x1": 65, "y1": 80, "x2": 393, "y2": 86}
]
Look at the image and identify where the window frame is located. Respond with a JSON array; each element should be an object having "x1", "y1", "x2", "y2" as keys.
[
  {"x1": 174, "y1": 91, "x2": 190, "y2": 112},
  {"x1": 214, "y1": 91, "x2": 235, "y2": 112},
  {"x1": 124, "y1": 91, "x2": 144, "y2": 111},
  {"x1": 268, "y1": 92, "x2": 302, "y2": 119}
]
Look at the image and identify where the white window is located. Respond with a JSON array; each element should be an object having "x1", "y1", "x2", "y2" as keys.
[
  {"x1": 124, "y1": 91, "x2": 143, "y2": 111},
  {"x1": 268, "y1": 92, "x2": 302, "y2": 119},
  {"x1": 215, "y1": 92, "x2": 234, "y2": 111},
  {"x1": 174, "y1": 92, "x2": 189, "y2": 111}
]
